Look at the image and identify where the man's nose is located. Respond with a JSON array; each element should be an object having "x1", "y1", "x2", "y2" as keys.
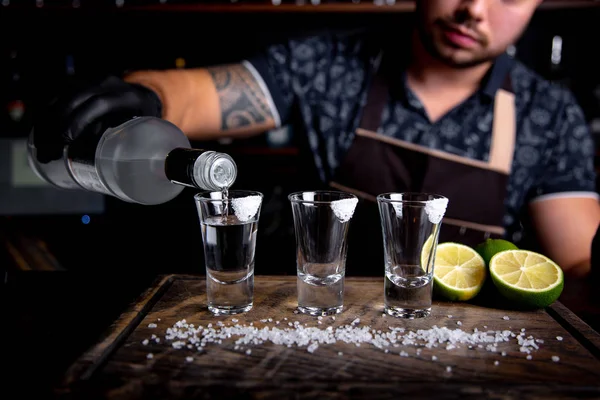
[{"x1": 456, "y1": 0, "x2": 487, "y2": 24}]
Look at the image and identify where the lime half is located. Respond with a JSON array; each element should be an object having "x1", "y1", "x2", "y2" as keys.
[
  {"x1": 475, "y1": 238, "x2": 519, "y2": 267},
  {"x1": 433, "y1": 242, "x2": 487, "y2": 301},
  {"x1": 489, "y1": 250, "x2": 564, "y2": 309}
]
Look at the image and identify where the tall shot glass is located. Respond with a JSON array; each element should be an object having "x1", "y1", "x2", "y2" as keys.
[
  {"x1": 195, "y1": 190, "x2": 263, "y2": 315},
  {"x1": 377, "y1": 193, "x2": 448, "y2": 318},
  {"x1": 289, "y1": 191, "x2": 358, "y2": 316}
]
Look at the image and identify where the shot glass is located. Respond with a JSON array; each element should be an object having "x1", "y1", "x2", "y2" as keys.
[
  {"x1": 288, "y1": 191, "x2": 359, "y2": 316},
  {"x1": 377, "y1": 192, "x2": 448, "y2": 318},
  {"x1": 194, "y1": 190, "x2": 263, "y2": 315}
]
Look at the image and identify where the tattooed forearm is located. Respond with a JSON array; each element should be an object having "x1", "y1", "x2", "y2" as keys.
[{"x1": 207, "y1": 64, "x2": 274, "y2": 131}]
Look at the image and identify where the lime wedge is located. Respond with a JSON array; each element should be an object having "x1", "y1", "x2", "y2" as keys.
[
  {"x1": 433, "y1": 242, "x2": 487, "y2": 301},
  {"x1": 489, "y1": 250, "x2": 564, "y2": 309}
]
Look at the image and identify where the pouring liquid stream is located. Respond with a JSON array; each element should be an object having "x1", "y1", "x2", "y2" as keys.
[{"x1": 222, "y1": 187, "x2": 229, "y2": 223}]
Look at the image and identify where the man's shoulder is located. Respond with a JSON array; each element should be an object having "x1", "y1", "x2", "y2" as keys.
[
  {"x1": 269, "y1": 28, "x2": 382, "y2": 61},
  {"x1": 509, "y1": 59, "x2": 579, "y2": 111}
]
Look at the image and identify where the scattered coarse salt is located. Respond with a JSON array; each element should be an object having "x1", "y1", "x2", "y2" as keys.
[
  {"x1": 151, "y1": 334, "x2": 157, "y2": 339},
  {"x1": 232, "y1": 319, "x2": 238, "y2": 323},
  {"x1": 148, "y1": 323, "x2": 157, "y2": 328},
  {"x1": 448, "y1": 315, "x2": 453, "y2": 319},
  {"x1": 318, "y1": 316, "x2": 323, "y2": 321},
  {"x1": 157, "y1": 318, "x2": 161, "y2": 321},
  {"x1": 456, "y1": 321, "x2": 462, "y2": 326},
  {"x1": 147, "y1": 353, "x2": 154, "y2": 359},
  {"x1": 338, "y1": 352, "x2": 343, "y2": 356},
  {"x1": 432, "y1": 356, "x2": 438, "y2": 361},
  {"x1": 503, "y1": 316, "x2": 510, "y2": 321},
  {"x1": 142, "y1": 339, "x2": 149, "y2": 345},
  {"x1": 446, "y1": 366, "x2": 452, "y2": 373},
  {"x1": 186, "y1": 356, "x2": 194, "y2": 362},
  {"x1": 501, "y1": 351, "x2": 507, "y2": 357},
  {"x1": 158, "y1": 318, "x2": 545, "y2": 359},
  {"x1": 556, "y1": 336, "x2": 563, "y2": 341},
  {"x1": 494, "y1": 361, "x2": 499, "y2": 366},
  {"x1": 246, "y1": 349, "x2": 252, "y2": 355},
  {"x1": 552, "y1": 356, "x2": 560, "y2": 362},
  {"x1": 526, "y1": 355, "x2": 533, "y2": 360}
]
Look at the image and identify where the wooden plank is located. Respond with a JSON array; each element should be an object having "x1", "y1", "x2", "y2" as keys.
[{"x1": 57, "y1": 275, "x2": 600, "y2": 399}]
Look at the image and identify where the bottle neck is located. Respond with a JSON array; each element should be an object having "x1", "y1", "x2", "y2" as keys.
[{"x1": 165, "y1": 148, "x2": 237, "y2": 191}]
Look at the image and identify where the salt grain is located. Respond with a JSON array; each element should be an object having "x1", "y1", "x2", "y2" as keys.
[
  {"x1": 142, "y1": 339, "x2": 149, "y2": 345},
  {"x1": 526, "y1": 355, "x2": 532, "y2": 360},
  {"x1": 246, "y1": 349, "x2": 252, "y2": 355},
  {"x1": 503, "y1": 316, "x2": 510, "y2": 320},
  {"x1": 148, "y1": 323, "x2": 157, "y2": 328},
  {"x1": 186, "y1": 356, "x2": 194, "y2": 362},
  {"x1": 338, "y1": 352, "x2": 343, "y2": 356},
  {"x1": 432, "y1": 356, "x2": 438, "y2": 361},
  {"x1": 552, "y1": 356, "x2": 560, "y2": 362},
  {"x1": 147, "y1": 353, "x2": 154, "y2": 359},
  {"x1": 446, "y1": 366, "x2": 452, "y2": 373},
  {"x1": 556, "y1": 336, "x2": 563, "y2": 341},
  {"x1": 494, "y1": 361, "x2": 499, "y2": 366}
]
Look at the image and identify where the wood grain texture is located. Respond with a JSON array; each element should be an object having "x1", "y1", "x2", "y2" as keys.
[{"x1": 58, "y1": 275, "x2": 600, "y2": 399}]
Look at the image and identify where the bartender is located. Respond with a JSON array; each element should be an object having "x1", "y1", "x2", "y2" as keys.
[{"x1": 32, "y1": 0, "x2": 599, "y2": 278}]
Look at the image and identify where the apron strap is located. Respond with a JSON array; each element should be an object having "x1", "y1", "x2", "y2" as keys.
[
  {"x1": 358, "y1": 62, "x2": 516, "y2": 175},
  {"x1": 488, "y1": 75, "x2": 516, "y2": 175}
]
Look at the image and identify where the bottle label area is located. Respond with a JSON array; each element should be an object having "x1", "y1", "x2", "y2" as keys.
[{"x1": 69, "y1": 160, "x2": 112, "y2": 196}]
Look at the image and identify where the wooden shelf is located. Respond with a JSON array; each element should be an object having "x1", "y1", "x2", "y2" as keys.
[{"x1": 3, "y1": 0, "x2": 599, "y2": 13}]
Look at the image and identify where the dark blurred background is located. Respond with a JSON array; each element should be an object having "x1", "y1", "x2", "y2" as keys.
[
  {"x1": 1, "y1": 1, "x2": 600, "y2": 395},
  {"x1": 2, "y1": 0, "x2": 600, "y2": 277}
]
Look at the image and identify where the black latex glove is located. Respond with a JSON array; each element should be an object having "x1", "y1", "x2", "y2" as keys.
[{"x1": 32, "y1": 75, "x2": 163, "y2": 163}]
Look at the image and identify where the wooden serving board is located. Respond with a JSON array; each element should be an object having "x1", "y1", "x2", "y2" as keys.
[{"x1": 57, "y1": 275, "x2": 600, "y2": 399}]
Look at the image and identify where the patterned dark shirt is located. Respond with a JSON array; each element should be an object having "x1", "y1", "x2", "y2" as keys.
[{"x1": 246, "y1": 30, "x2": 598, "y2": 242}]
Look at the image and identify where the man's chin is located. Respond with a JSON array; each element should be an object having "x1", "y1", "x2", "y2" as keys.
[{"x1": 433, "y1": 47, "x2": 494, "y2": 69}]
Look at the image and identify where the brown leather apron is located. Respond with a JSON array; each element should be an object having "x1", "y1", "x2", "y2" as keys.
[{"x1": 330, "y1": 59, "x2": 516, "y2": 275}]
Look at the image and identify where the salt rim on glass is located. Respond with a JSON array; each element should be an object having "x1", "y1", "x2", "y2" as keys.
[
  {"x1": 231, "y1": 195, "x2": 262, "y2": 222},
  {"x1": 424, "y1": 197, "x2": 448, "y2": 224},
  {"x1": 330, "y1": 197, "x2": 358, "y2": 223}
]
